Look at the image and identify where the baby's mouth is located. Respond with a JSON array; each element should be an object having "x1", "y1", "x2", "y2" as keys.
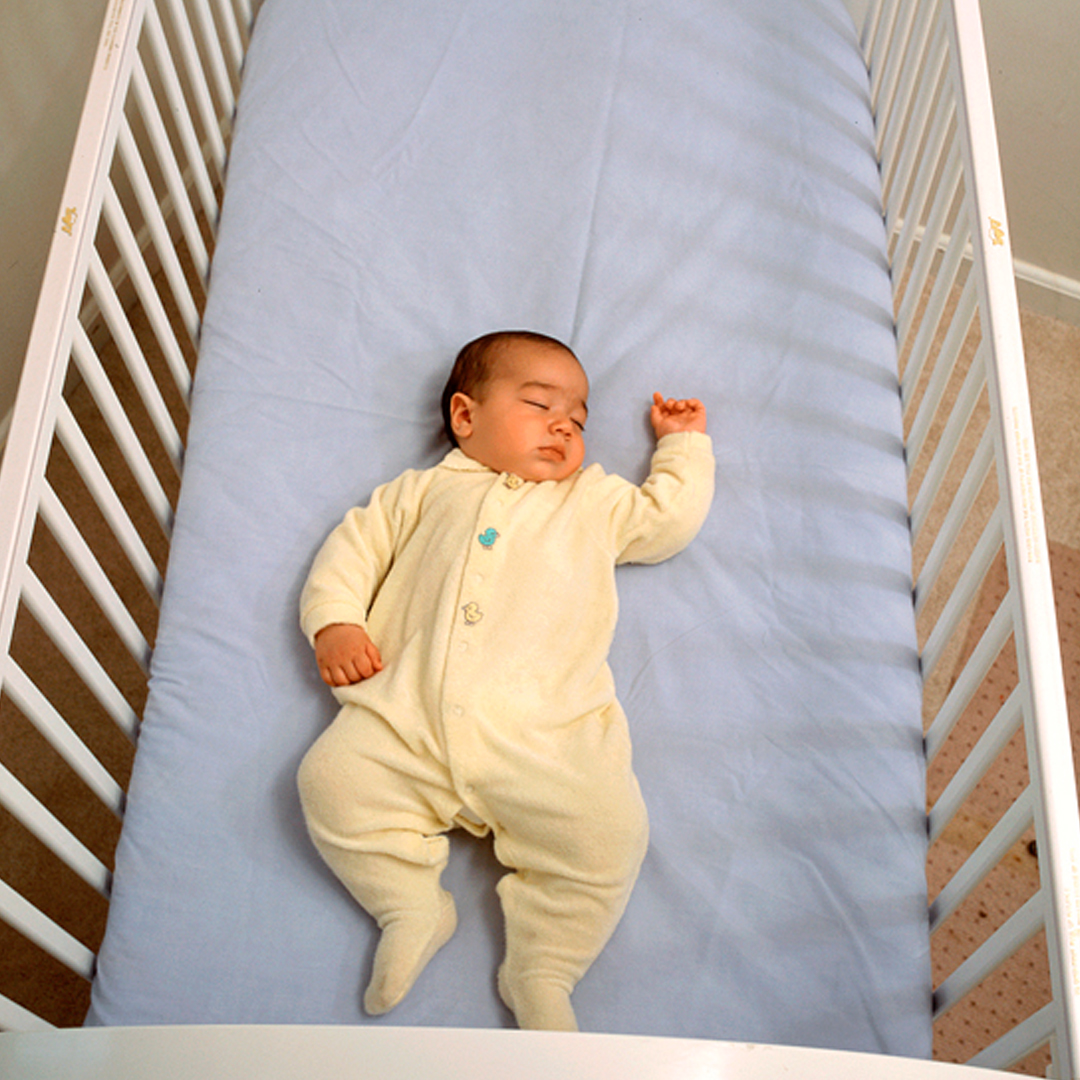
[{"x1": 538, "y1": 445, "x2": 565, "y2": 461}]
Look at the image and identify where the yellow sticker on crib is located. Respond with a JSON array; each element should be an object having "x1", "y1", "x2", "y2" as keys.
[
  {"x1": 60, "y1": 207, "x2": 78, "y2": 236},
  {"x1": 989, "y1": 218, "x2": 1005, "y2": 246}
]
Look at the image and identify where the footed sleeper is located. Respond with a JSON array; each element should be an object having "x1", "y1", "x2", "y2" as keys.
[{"x1": 298, "y1": 431, "x2": 714, "y2": 1028}]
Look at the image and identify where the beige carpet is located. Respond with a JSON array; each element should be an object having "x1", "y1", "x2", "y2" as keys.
[{"x1": 0, "y1": 303, "x2": 1077, "y2": 1073}]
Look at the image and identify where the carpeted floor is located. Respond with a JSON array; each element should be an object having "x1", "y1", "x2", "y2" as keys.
[{"x1": 0, "y1": 299, "x2": 1077, "y2": 1071}]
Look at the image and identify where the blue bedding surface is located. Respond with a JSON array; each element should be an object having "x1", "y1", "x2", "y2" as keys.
[{"x1": 88, "y1": 0, "x2": 930, "y2": 1054}]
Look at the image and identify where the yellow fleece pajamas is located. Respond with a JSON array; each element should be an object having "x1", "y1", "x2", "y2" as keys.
[{"x1": 297, "y1": 431, "x2": 714, "y2": 1029}]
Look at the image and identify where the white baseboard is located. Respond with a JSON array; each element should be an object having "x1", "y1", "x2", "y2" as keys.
[{"x1": 1013, "y1": 257, "x2": 1080, "y2": 326}]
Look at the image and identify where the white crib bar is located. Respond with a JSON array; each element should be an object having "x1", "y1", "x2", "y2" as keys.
[
  {"x1": 128, "y1": 56, "x2": 212, "y2": 286},
  {"x1": 70, "y1": 323, "x2": 175, "y2": 538},
  {"x1": 919, "y1": 508, "x2": 1003, "y2": 681},
  {"x1": 927, "y1": 686, "x2": 1023, "y2": 845},
  {"x1": 933, "y1": 891, "x2": 1045, "y2": 1020},
  {"x1": 924, "y1": 595, "x2": 1012, "y2": 764},
  {"x1": 37, "y1": 484, "x2": 152, "y2": 676},
  {"x1": 2, "y1": 660, "x2": 126, "y2": 818},
  {"x1": 86, "y1": 253, "x2": 185, "y2": 476},
  {"x1": 159, "y1": 0, "x2": 229, "y2": 183},
  {"x1": 881, "y1": 13, "x2": 947, "y2": 233},
  {"x1": 930, "y1": 788, "x2": 1035, "y2": 932},
  {"x1": 897, "y1": 180, "x2": 966, "y2": 403},
  {"x1": 116, "y1": 118, "x2": 203, "y2": 342},
  {"x1": 908, "y1": 342, "x2": 986, "y2": 546},
  {"x1": 54, "y1": 401, "x2": 165, "y2": 604},
  {"x1": 143, "y1": 0, "x2": 220, "y2": 234},
  {"x1": 0, "y1": 760, "x2": 112, "y2": 902},
  {"x1": 101, "y1": 181, "x2": 193, "y2": 403},
  {"x1": 905, "y1": 271, "x2": 978, "y2": 467},
  {"x1": 868, "y1": 0, "x2": 1080, "y2": 1073},
  {"x1": 912, "y1": 426, "x2": 995, "y2": 613},
  {"x1": 888, "y1": 68, "x2": 953, "y2": 290}
]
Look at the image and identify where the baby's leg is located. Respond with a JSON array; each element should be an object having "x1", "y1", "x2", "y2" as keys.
[
  {"x1": 486, "y1": 706, "x2": 649, "y2": 1030},
  {"x1": 297, "y1": 705, "x2": 459, "y2": 1015}
]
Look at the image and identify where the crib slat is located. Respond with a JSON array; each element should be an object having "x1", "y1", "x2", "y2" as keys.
[
  {"x1": 879, "y1": 0, "x2": 941, "y2": 208},
  {"x1": 912, "y1": 424, "x2": 994, "y2": 607},
  {"x1": 190, "y1": 0, "x2": 238, "y2": 118},
  {"x1": 55, "y1": 400, "x2": 164, "y2": 605},
  {"x1": 881, "y1": 14, "x2": 946, "y2": 213},
  {"x1": 86, "y1": 252, "x2": 184, "y2": 476},
  {"x1": 898, "y1": 176, "x2": 966, "y2": 405},
  {"x1": 129, "y1": 56, "x2": 212, "y2": 285},
  {"x1": 906, "y1": 269, "x2": 978, "y2": 468},
  {"x1": 102, "y1": 182, "x2": 192, "y2": 405},
  {"x1": 20, "y1": 570, "x2": 140, "y2": 744},
  {"x1": 2, "y1": 659, "x2": 126, "y2": 818},
  {"x1": 210, "y1": 0, "x2": 246, "y2": 76},
  {"x1": 928, "y1": 686, "x2": 1022, "y2": 844},
  {"x1": 867, "y1": 0, "x2": 901, "y2": 110},
  {"x1": 143, "y1": 0, "x2": 220, "y2": 233},
  {"x1": 0, "y1": 877, "x2": 96, "y2": 982},
  {"x1": 873, "y1": 0, "x2": 921, "y2": 155},
  {"x1": 929, "y1": 787, "x2": 1034, "y2": 932},
  {"x1": 116, "y1": 118, "x2": 202, "y2": 340},
  {"x1": 71, "y1": 323, "x2": 175, "y2": 539},
  {"x1": 969, "y1": 1003, "x2": 1057, "y2": 1073},
  {"x1": 159, "y1": 0, "x2": 228, "y2": 182},
  {"x1": 0, "y1": 992, "x2": 54, "y2": 1033},
  {"x1": 909, "y1": 342, "x2": 987, "y2": 545},
  {"x1": 0, "y1": 760, "x2": 111, "y2": 900},
  {"x1": 886, "y1": 55, "x2": 951, "y2": 278},
  {"x1": 924, "y1": 580, "x2": 1011, "y2": 764},
  {"x1": 920, "y1": 507, "x2": 1004, "y2": 681},
  {"x1": 37, "y1": 483, "x2": 152, "y2": 676},
  {"x1": 933, "y1": 890, "x2": 1045, "y2": 1019}
]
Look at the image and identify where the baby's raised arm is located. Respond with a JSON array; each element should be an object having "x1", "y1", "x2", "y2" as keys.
[
  {"x1": 314, "y1": 623, "x2": 384, "y2": 687},
  {"x1": 651, "y1": 392, "x2": 707, "y2": 438}
]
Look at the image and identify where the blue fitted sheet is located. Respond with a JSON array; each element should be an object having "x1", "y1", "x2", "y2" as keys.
[{"x1": 88, "y1": 0, "x2": 930, "y2": 1054}]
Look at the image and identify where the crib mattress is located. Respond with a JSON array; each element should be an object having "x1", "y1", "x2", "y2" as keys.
[{"x1": 88, "y1": 0, "x2": 930, "y2": 1054}]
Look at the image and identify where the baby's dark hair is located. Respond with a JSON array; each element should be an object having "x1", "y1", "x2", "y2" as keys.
[{"x1": 441, "y1": 330, "x2": 576, "y2": 447}]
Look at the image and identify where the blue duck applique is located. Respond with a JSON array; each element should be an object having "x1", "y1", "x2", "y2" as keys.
[{"x1": 478, "y1": 528, "x2": 499, "y2": 549}]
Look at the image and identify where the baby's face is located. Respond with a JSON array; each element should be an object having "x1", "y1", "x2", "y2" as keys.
[{"x1": 451, "y1": 341, "x2": 589, "y2": 482}]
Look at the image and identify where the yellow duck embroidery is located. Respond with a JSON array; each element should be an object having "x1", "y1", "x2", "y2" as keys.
[{"x1": 462, "y1": 602, "x2": 484, "y2": 625}]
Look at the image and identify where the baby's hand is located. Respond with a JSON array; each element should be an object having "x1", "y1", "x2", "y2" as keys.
[
  {"x1": 314, "y1": 623, "x2": 384, "y2": 687},
  {"x1": 651, "y1": 393, "x2": 707, "y2": 438}
]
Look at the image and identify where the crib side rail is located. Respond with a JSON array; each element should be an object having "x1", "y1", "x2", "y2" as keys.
[
  {"x1": 865, "y1": 0, "x2": 1080, "y2": 1075},
  {"x1": 0, "y1": 0, "x2": 253, "y2": 1031}
]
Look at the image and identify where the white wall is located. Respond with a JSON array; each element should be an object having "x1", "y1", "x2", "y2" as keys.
[
  {"x1": 0, "y1": 0, "x2": 108, "y2": 437},
  {"x1": 1, "y1": 0, "x2": 1077, "y2": 434}
]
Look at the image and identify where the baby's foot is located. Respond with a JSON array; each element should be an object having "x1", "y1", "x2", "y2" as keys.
[
  {"x1": 363, "y1": 891, "x2": 457, "y2": 1016},
  {"x1": 497, "y1": 967, "x2": 578, "y2": 1031}
]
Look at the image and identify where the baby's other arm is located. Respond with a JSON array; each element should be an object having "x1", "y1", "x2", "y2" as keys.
[
  {"x1": 314, "y1": 623, "x2": 384, "y2": 687},
  {"x1": 651, "y1": 392, "x2": 707, "y2": 438}
]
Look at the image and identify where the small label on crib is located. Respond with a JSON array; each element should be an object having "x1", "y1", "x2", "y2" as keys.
[
  {"x1": 101, "y1": 0, "x2": 129, "y2": 72},
  {"x1": 989, "y1": 218, "x2": 1005, "y2": 246},
  {"x1": 60, "y1": 207, "x2": 78, "y2": 236},
  {"x1": 1012, "y1": 407, "x2": 1041, "y2": 565}
]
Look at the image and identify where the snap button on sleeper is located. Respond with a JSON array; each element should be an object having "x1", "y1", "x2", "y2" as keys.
[{"x1": 503, "y1": 474, "x2": 523, "y2": 490}]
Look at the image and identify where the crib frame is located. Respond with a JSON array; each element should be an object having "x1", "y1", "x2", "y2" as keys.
[{"x1": 0, "y1": 0, "x2": 1077, "y2": 1075}]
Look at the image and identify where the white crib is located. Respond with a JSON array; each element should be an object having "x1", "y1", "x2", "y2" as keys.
[{"x1": 0, "y1": 0, "x2": 1077, "y2": 1076}]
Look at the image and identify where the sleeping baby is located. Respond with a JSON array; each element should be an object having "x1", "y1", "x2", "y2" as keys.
[{"x1": 297, "y1": 330, "x2": 714, "y2": 1031}]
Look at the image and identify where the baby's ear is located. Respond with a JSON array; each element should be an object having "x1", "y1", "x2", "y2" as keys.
[{"x1": 448, "y1": 392, "x2": 475, "y2": 441}]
